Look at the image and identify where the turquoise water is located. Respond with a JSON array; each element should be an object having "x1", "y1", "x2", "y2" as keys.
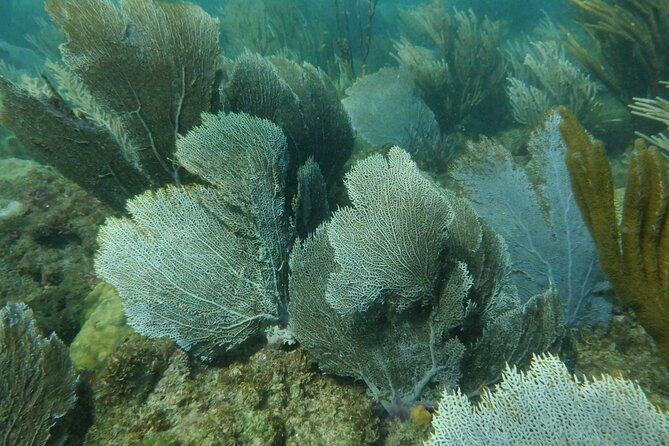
[{"x1": 1, "y1": 1, "x2": 668, "y2": 445}]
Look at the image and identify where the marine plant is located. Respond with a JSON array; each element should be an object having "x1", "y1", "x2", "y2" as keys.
[
  {"x1": 95, "y1": 111, "x2": 562, "y2": 416},
  {"x1": 218, "y1": 0, "x2": 326, "y2": 61},
  {"x1": 452, "y1": 111, "x2": 611, "y2": 327},
  {"x1": 0, "y1": 302, "x2": 76, "y2": 446},
  {"x1": 393, "y1": 2, "x2": 506, "y2": 136},
  {"x1": 0, "y1": 0, "x2": 221, "y2": 209},
  {"x1": 559, "y1": 108, "x2": 669, "y2": 362},
  {"x1": 506, "y1": 40, "x2": 603, "y2": 129},
  {"x1": 630, "y1": 81, "x2": 669, "y2": 155},
  {"x1": 563, "y1": 0, "x2": 669, "y2": 103},
  {"x1": 425, "y1": 353, "x2": 669, "y2": 445},
  {"x1": 0, "y1": 0, "x2": 353, "y2": 213},
  {"x1": 23, "y1": 16, "x2": 63, "y2": 61},
  {"x1": 218, "y1": 0, "x2": 383, "y2": 89},
  {"x1": 331, "y1": 0, "x2": 381, "y2": 81},
  {"x1": 450, "y1": 0, "x2": 563, "y2": 31}
]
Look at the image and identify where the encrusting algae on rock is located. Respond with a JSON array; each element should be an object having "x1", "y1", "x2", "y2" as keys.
[
  {"x1": 84, "y1": 340, "x2": 383, "y2": 446},
  {"x1": 69, "y1": 283, "x2": 132, "y2": 372}
]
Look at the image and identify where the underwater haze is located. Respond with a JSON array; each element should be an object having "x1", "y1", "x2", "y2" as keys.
[{"x1": 1, "y1": 0, "x2": 669, "y2": 445}]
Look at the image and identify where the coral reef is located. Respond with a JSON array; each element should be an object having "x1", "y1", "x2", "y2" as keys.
[
  {"x1": 559, "y1": 108, "x2": 669, "y2": 362},
  {"x1": 7, "y1": 1, "x2": 669, "y2": 444},
  {"x1": 91, "y1": 333, "x2": 175, "y2": 410},
  {"x1": 96, "y1": 112, "x2": 561, "y2": 420},
  {"x1": 69, "y1": 283, "x2": 132, "y2": 372},
  {"x1": 573, "y1": 309, "x2": 669, "y2": 411}
]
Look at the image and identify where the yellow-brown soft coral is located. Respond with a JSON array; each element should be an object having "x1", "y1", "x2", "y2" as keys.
[{"x1": 559, "y1": 107, "x2": 669, "y2": 363}]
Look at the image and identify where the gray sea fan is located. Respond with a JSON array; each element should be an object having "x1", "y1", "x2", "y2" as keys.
[
  {"x1": 95, "y1": 112, "x2": 292, "y2": 360},
  {"x1": 341, "y1": 68, "x2": 443, "y2": 162},
  {"x1": 292, "y1": 158, "x2": 330, "y2": 237},
  {"x1": 176, "y1": 111, "x2": 292, "y2": 284},
  {"x1": 326, "y1": 148, "x2": 454, "y2": 315},
  {"x1": 426, "y1": 353, "x2": 669, "y2": 446},
  {"x1": 289, "y1": 224, "x2": 468, "y2": 418},
  {"x1": 0, "y1": 302, "x2": 76, "y2": 446},
  {"x1": 452, "y1": 111, "x2": 611, "y2": 327},
  {"x1": 289, "y1": 147, "x2": 563, "y2": 417},
  {"x1": 224, "y1": 52, "x2": 354, "y2": 186}
]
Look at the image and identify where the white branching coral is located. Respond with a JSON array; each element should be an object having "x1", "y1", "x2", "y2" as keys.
[{"x1": 426, "y1": 353, "x2": 669, "y2": 446}]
